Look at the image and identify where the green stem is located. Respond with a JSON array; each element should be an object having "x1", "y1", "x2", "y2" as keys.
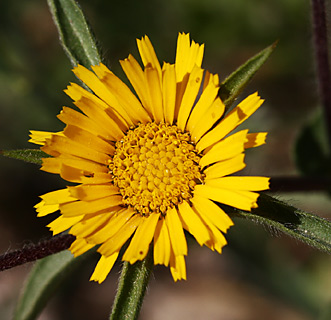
[{"x1": 110, "y1": 249, "x2": 153, "y2": 320}]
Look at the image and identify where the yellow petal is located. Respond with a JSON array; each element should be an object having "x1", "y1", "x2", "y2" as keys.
[
  {"x1": 69, "y1": 184, "x2": 119, "y2": 201},
  {"x1": 98, "y1": 214, "x2": 142, "y2": 256},
  {"x1": 175, "y1": 33, "x2": 204, "y2": 82},
  {"x1": 165, "y1": 207, "x2": 187, "y2": 256},
  {"x1": 177, "y1": 65, "x2": 204, "y2": 131},
  {"x1": 86, "y1": 208, "x2": 135, "y2": 244},
  {"x1": 195, "y1": 210, "x2": 228, "y2": 254},
  {"x1": 69, "y1": 210, "x2": 114, "y2": 238},
  {"x1": 194, "y1": 184, "x2": 260, "y2": 211},
  {"x1": 92, "y1": 63, "x2": 151, "y2": 124},
  {"x1": 120, "y1": 54, "x2": 152, "y2": 117},
  {"x1": 162, "y1": 63, "x2": 177, "y2": 125},
  {"x1": 245, "y1": 132, "x2": 267, "y2": 149},
  {"x1": 43, "y1": 155, "x2": 108, "y2": 175},
  {"x1": 206, "y1": 176, "x2": 270, "y2": 191},
  {"x1": 190, "y1": 98, "x2": 225, "y2": 143},
  {"x1": 69, "y1": 238, "x2": 95, "y2": 257},
  {"x1": 60, "y1": 195, "x2": 123, "y2": 217},
  {"x1": 47, "y1": 215, "x2": 83, "y2": 235},
  {"x1": 42, "y1": 135, "x2": 110, "y2": 165},
  {"x1": 63, "y1": 125, "x2": 115, "y2": 155},
  {"x1": 178, "y1": 201, "x2": 210, "y2": 246},
  {"x1": 186, "y1": 78, "x2": 221, "y2": 134},
  {"x1": 154, "y1": 218, "x2": 171, "y2": 266},
  {"x1": 191, "y1": 196, "x2": 234, "y2": 233},
  {"x1": 136, "y1": 35, "x2": 162, "y2": 77},
  {"x1": 59, "y1": 164, "x2": 111, "y2": 184},
  {"x1": 145, "y1": 67, "x2": 164, "y2": 122},
  {"x1": 57, "y1": 107, "x2": 114, "y2": 141},
  {"x1": 122, "y1": 213, "x2": 160, "y2": 264},
  {"x1": 199, "y1": 130, "x2": 248, "y2": 167},
  {"x1": 73, "y1": 97, "x2": 124, "y2": 141},
  {"x1": 72, "y1": 65, "x2": 133, "y2": 127},
  {"x1": 29, "y1": 130, "x2": 64, "y2": 146},
  {"x1": 197, "y1": 92, "x2": 264, "y2": 151},
  {"x1": 90, "y1": 253, "x2": 119, "y2": 284},
  {"x1": 170, "y1": 253, "x2": 187, "y2": 281},
  {"x1": 40, "y1": 188, "x2": 75, "y2": 204},
  {"x1": 204, "y1": 154, "x2": 246, "y2": 179},
  {"x1": 35, "y1": 201, "x2": 59, "y2": 217}
]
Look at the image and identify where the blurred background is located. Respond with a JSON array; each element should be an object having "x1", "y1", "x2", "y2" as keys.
[{"x1": 0, "y1": 0, "x2": 330, "y2": 319}]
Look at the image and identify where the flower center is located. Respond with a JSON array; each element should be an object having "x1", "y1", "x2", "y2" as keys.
[{"x1": 109, "y1": 122, "x2": 203, "y2": 216}]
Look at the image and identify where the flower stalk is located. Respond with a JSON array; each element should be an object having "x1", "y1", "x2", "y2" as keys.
[{"x1": 110, "y1": 248, "x2": 154, "y2": 320}]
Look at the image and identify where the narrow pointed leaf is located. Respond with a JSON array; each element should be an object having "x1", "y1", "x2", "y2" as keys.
[
  {"x1": 47, "y1": 0, "x2": 101, "y2": 68},
  {"x1": 1, "y1": 149, "x2": 49, "y2": 165},
  {"x1": 228, "y1": 193, "x2": 331, "y2": 253},
  {"x1": 14, "y1": 249, "x2": 95, "y2": 320},
  {"x1": 219, "y1": 41, "x2": 277, "y2": 109}
]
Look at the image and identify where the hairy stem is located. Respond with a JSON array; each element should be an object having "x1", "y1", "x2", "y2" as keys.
[{"x1": 0, "y1": 234, "x2": 75, "y2": 272}]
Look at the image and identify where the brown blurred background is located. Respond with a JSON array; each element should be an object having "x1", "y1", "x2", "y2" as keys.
[{"x1": 0, "y1": 0, "x2": 330, "y2": 319}]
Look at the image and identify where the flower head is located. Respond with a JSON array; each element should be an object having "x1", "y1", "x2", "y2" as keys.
[{"x1": 30, "y1": 33, "x2": 269, "y2": 283}]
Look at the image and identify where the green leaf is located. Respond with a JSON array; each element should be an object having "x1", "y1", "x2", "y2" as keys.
[
  {"x1": 294, "y1": 110, "x2": 331, "y2": 175},
  {"x1": 14, "y1": 249, "x2": 95, "y2": 320},
  {"x1": 110, "y1": 249, "x2": 153, "y2": 320},
  {"x1": 1, "y1": 149, "x2": 49, "y2": 165},
  {"x1": 47, "y1": 0, "x2": 101, "y2": 68},
  {"x1": 219, "y1": 41, "x2": 277, "y2": 109},
  {"x1": 228, "y1": 193, "x2": 331, "y2": 253}
]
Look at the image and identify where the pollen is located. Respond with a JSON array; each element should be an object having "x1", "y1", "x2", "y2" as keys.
[{"x1": 109, "y1": 122, "x2": 204, "y2": 216}]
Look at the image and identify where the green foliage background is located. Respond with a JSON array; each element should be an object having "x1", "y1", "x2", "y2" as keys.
[{"x1": 0, "y1": 0, "x2": 330, "y2": 319}]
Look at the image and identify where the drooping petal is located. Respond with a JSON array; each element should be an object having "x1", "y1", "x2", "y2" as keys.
[
  {"x1": 165, "y1": 207, "x2": 187, "y2": 256},
  {"x1": 178, "y1": 201, "x2": 210, "y2": 246},
  {"x1": 191, "y1": 196, "x2": 234, "y2": 233},
  {"x1": 154, "y1": 218, "x2": 171, "y2": 266},
  {"x1": 69, "y1": 238, "x2": 95, "y2": 257},
  {"x1": 90, "y1": 253, "x2": 119, "y2": 283},
  {"x1": 86, "y1": 208, "x2": 135, "y2": 244},
  {"x1": 97, "y1": 214, "x2": 142, "y2": 256},
  {"x1": 169, "y1": 252, "x2": 187, "y2": 281},
  {"x1": 122, "y1": 213, "x2": 160, "y2": 264}
]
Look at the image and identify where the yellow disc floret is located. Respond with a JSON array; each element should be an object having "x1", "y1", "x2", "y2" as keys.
[{"x1": 110, "y1": 122, "x2": 203, "y2": 216}]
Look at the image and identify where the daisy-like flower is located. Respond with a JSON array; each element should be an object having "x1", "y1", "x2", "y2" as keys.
[{"x1": 30, "y1": 33, "x2": 269, "y2": 283}]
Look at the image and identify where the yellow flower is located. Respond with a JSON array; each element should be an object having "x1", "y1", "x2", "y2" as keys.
[{"x1": 30, "y1": 33, "x2": 269, "y2": 283}]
